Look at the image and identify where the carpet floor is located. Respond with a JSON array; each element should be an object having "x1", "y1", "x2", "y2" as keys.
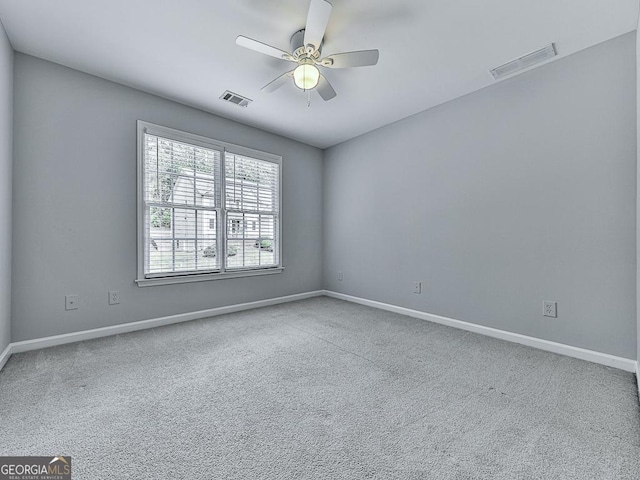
[{"x1": 1, "y1": 297, "x2": 639, "y2": 479}]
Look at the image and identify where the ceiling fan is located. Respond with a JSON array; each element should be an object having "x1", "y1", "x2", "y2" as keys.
[{"x1": 236, "y1": 0, "x2": 379, "y2": 101}]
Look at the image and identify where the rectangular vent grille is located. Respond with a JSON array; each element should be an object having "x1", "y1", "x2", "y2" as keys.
[
  {"x1": 490, "y1": 43, "x2": 557, "y2": 80},
  {"x1": 220, "y1": 90, "x2": 252, "y2": 107}
]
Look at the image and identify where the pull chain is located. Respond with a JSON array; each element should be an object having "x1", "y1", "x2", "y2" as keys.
[{"x1": 307, "y1": 89, "x2": 311, "y2": 107}]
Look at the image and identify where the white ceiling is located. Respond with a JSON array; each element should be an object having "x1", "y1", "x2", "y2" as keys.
[{"x1": 0, "y1": 0, "x2": 638, "y2": 149}]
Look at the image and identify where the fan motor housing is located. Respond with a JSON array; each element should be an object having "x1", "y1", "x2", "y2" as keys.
[{"x1": 290, "y1": 29, "x2": 322, "y2": 60}]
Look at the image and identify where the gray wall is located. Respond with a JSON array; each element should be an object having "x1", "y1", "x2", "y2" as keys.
[
  {"x1": 12, "y1": 53, "x2": 323, "y2": 342},
  {"x1": 324, "y1": 33, "x2": 637, "y2": 359},
  {"x1": 0, "y1": 21, "x2": 12, "y2": 353},
  {"x1": 637, "y1": 24, "x2": 640, "y2": 367}
]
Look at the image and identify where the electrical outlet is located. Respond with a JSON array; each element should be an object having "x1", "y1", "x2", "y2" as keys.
[
  {"x1": 337, "y1": 271, "x2": 343, "y2": 281},
  {"x1": 65, "y1": 294, "x2": 79, "y2": 311},
  {"x1": 413, "y1": 282, "x2": 422, "y2": 294},
  {"x1": 109, "y1": 291, "x2": 120, "y2": 305},
  {"x1": 543, "y1": 301, "x2": 557, "y2": 318}
]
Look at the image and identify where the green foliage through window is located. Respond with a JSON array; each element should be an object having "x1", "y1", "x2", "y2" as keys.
[{"x1": 150, "y1": 207, "x2": 171, "y2": 228}]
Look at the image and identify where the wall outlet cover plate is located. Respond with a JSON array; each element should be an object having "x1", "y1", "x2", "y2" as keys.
[
  {"x1": 109, "y1": 291, "x2": 120, "y2": 305},
  {"x1": 543, "y1": 301, "x2": 557, "y2": 318}
]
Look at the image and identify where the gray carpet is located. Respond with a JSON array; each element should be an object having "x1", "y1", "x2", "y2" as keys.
[{"x1": 1, "y1": 297, "x2": 639, "y2": 479}]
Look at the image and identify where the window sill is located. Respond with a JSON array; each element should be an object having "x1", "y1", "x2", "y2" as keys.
[{"x1": 135, "y1": 267, "x2": 285, "y2": 287}]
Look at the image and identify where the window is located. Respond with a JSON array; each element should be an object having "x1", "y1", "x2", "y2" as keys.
[
  {"x1": 136, "y1": 121, "x2": 282, "y2": 286},
  {"x1": 225, "y1": 152, "x2": 279, "y2": 270}
]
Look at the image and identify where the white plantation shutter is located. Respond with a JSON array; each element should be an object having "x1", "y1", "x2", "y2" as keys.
[
  {"x1": 137, "y1": 122, "x2": 282, "y2": 283},
  {"x1": 225, "y1": 152, "x2": 280, "y2": 269}
]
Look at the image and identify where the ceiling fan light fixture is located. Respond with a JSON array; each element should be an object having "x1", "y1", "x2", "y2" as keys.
[
  {"x1": 237, "y1": 0, "x2": 379, "y2": 102},
  {"x1": 293, "y1": 63, "x2": 320, "y2": 90}
]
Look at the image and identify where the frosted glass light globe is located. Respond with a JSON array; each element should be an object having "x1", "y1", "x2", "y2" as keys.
[{"x1": 293, "y1": 63, "x2": 320, "y2": 90}]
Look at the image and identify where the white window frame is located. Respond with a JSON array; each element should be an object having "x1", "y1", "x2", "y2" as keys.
[{"x1": 136, "y1": 121, "x2": 283, "y2": 287}]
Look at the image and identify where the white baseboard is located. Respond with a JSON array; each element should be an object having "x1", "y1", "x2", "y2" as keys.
[
  {"x1": 636, "y1": 363, "x2": 640, "y2": 403},
  {"x1": 0, "y1": 343, "x2": 11, "y2": 372},
  {"x1": 8, "y1": 290, "x2": 324, "y2": 356},
  {"x1": 2, "y1": 289, "x2": 637, "y2": 377},
  {"x1": 324, "y1": 290, "x2": 638, "y2": 373}
]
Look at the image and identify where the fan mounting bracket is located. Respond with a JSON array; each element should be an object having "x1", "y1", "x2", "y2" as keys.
[{"x1": 290, "y1": 29, "x2": 322, "y2": 61}]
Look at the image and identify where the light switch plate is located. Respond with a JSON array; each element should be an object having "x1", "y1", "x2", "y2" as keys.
[{"x1": 65, "y1": 294, "x2": 79, "y2": 310}]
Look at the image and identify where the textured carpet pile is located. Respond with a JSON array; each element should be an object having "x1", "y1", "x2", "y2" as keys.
[{"x1": 1, "y1": 297, "x2": 639, "y2": 479}]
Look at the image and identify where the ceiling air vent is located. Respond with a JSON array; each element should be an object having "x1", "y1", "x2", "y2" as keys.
[
  {"x1": 490, "y1": 43, "x2": 557, "y2": 80},
  {"x1": 220, "y1": 90, "x2": 252, "y2": 107}
]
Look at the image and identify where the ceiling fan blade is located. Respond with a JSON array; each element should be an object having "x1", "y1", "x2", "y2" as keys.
[
  {"x1": 236, "y1": 36, "x2": 294, "y2": 61},
  {"x1": 262, "y1": 71, "x2": 295, "y2": 93},
  {"x1": 303, "y1": 0, "x2": 332, "y2": 51},
  {"x1": 321, "y1": 50, "x2": 380, "y2": 68},
  {"x1": 317, "y1": 74, "x2": 337, "y2": 101}
]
